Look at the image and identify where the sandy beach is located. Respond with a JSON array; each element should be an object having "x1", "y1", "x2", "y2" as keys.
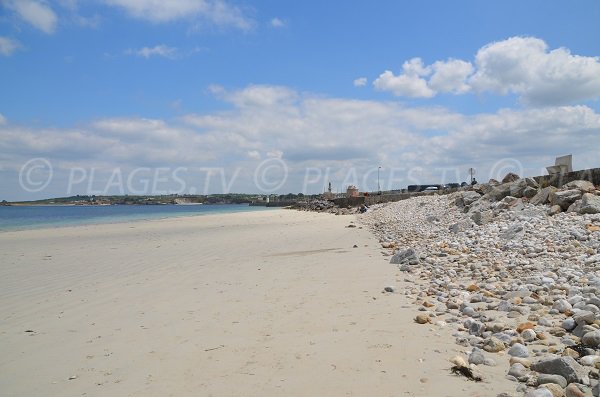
[{"x1": 0, "y1": 209, "x2": 514, "y2": 396}]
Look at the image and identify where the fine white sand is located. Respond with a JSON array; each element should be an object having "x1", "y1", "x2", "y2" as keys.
[{"x1": 0, "y1": 209, "x2": 515, "y2": 396}]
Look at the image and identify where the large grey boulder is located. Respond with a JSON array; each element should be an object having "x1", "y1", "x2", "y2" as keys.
[
  {"x1": 567, "y1": 200, "x2": 583, "y2": 213},
  {"x1": 510, "y1": 179, "x2": 528, "y2": 198},
  {"x1": 550, "y1": 189, "x2": 583, "y2": 210},
  {"x1": 483, "y1": 183, "x2": 512, "y2": 202},
  {"x1": 530, "y1": 186, "x2": 558, "y2": 206},
  {"x1": 502, "y1": 172, "x2": 520, "y2": 183},
  {"x1": 580, "y1": 193, "x2": 600, "y2": 214},
  {"x1": 495, "y1": 196, "x2": 525, "y2": 211},
  {"x1": 523, "y1": 186, "x2": 538, "y2": 198},
  {"x1": 531, "y1": 356, "x2": 589, "y2": 385},
  {"x1": 473, "y1": 183, "x2": 495, "y2": 195},
  {"x1": 455, "y1": 191, "x2": 482, "y2": 207},
  {"x1": 510, "y1": 178, "x2": 539, "y2": 198},
  {"x1": 467, "y1": 198, "x2": 493, "y2": 214},
  {"x1": 564, "y1": 180, "x2": 596, "y2": 193},
  {"x1": 390, "y1": 248, "x2": 419, "y2": 266}
]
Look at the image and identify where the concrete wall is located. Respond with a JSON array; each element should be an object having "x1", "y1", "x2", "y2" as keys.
[
  {"x1": 534, "y1": 168, "x2": 600, "y2": 188},
  {"x1": 332, "y1": 192, "x2": 441, "y2": 207},
  {"x1": 266, "y1": 201, "x2": 298, "y2": 207},
  {"x1": 331, "y1": 196, "x2": 365, "y2": 207}
]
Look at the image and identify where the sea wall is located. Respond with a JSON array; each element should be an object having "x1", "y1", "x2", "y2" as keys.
[
  {"x1": 330, "y1": 168, "x2": 600, "y2": 208},
  {"x1": 331, "y1": 197, "x2": 365, "y2": 207},
  {"x1": 333, "y1": 192, "x2": 435, "y2": 207},
  {"x1": 534, "y1": 167, "x2": 600, "y2": 188}
]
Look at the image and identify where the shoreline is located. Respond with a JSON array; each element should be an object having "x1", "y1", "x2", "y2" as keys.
[
  {"x1": 0, "y1": 204, "x2": 275, "y2": 233},
  {"x1": 0, "y1": 209, "x2": 515, "y2": 396}
]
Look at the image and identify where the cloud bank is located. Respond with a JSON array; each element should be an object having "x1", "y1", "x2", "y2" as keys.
[
  {"x1": 2, "y1": 84, "x2": 599, "y2": 200},
  {"x1": 374, "y1": 37, "x2": 600, "y2": 106}
]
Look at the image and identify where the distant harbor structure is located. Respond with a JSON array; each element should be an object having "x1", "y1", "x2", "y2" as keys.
[
  {"x1": 546, "y1": 154, "x2": 573, "y2": 175},
  {"x1": 346, "y1": 185, "x2": 359, "y2": 198},
  {"x1": 322, "y1": 182, "x2": 335, "y2": 200}
]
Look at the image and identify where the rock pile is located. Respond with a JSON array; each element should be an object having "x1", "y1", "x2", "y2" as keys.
[
  {"x1": 360, "y1": 176, "x2": 600, "y2": 397},
  {"x1": 293, "y1": 199, "x2": 360, "y2": 215}
]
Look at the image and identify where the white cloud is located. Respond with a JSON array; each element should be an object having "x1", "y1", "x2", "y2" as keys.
[
  {"x1": 373, "y1": 58, "x2": 435, "y2": 98},
  {"x1": 104, "y1": 0, "x2": 254, "y2": 30},
  {"x1": 374, "y1": 36, "x2": 600, "y2": 106},
  {"x1": 353, "y1": 77, "x2": 367, "y2": 87},
  {"x1": 0, "y1": 36, "x2": 21, "y2": 56},
  {"x1": 5, "y1": 0, "x2": 58, "y2": 34},
  {"x1": 270, "y1": 17, "x2": 284, "y2": 28},
  {"x1": 247, "y1": 150, "x2": 261, "y2": 160},
  {"x1": 126, "y1": 44, "x2": 178, "y2": 59},
  {"x1": 211, "y1": 84, "x2": 299, "y2": 109},
  {"x1": 470, "y1": 36, "x2": 600, "y2": 105},
  {"x1": 429, "y1": 59, "x2": 473, "y2": 94},
  {"x1": 0, "y1": 113, "x2": 6, "y2": 125}
]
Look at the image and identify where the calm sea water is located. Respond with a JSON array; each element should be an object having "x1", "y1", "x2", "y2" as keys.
[{"x1": 0, "y1": 204, "x2": 272, "y2": 232}]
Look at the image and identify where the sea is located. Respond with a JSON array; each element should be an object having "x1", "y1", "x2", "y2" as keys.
[{"x1": 0, "y1": 204, "x2": 272, "y2": 232}]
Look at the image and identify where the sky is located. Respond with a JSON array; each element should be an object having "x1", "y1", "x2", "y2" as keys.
[{"x1": 1, "y1": 0, "x2": 600, "y2": 200}]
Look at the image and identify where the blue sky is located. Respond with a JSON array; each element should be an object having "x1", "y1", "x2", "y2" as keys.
[{"x1": 1, "y1": 0, "x2": 600, "y2": 200}]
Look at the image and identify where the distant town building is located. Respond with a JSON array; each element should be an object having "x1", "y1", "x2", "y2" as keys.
[{"x1": 346, "y1": 185, "x2": 359, "y2": 198}]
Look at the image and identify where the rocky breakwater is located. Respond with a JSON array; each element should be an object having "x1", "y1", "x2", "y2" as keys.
[
  {"x1": 360, "y1": 175, "x2": 600, "y2": 397},
  {"x1": 292, "y1": 199, "x2": 359, "y2": 215}
]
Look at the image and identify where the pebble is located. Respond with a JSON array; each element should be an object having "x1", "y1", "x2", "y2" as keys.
[
  {"x1": 524, "y1": 388, "x2": 554, "y2": 397},
  {"x1": 562, "y1": 318, "x2": 576, "y2": 331},
  {"x1": 522, "y1": 329, "x2": 537, "y2": 342},
  {"x1": 468, "y1": 348, "x2": 485, "y2": 365},
  {"x1": 414, "y1": 314, "x2": 430, "y2": 324},
  {"x1": 508, "y1": 343, "x2": 529, "y2": 358},
  {"x1": 483, "y1": 337, "x2": 505, "y2": 352},
  {"x1": 537, "y1": 373, "x2": 568, "y2": 388},
  {"x1": 540, "y1": 383, "x2": 565, "y2": 397},
  {"x1": 581, "y1": 330, "x2": 600, "y2": 347},
  {"x1": 507, "y1": 362, "x2": 529, "y2": 381},
  {"x1": 564, "y1": 384, "x2": 586, "y2": 397}
]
